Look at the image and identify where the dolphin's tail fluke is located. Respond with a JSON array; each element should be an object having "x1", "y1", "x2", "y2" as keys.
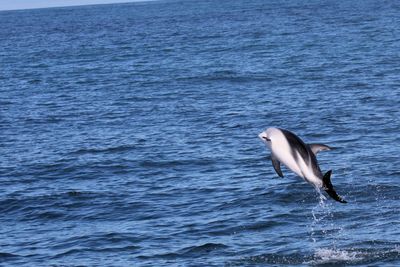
[{"x1": 322, "y1": 170, "x2": 347, "y2": 203}]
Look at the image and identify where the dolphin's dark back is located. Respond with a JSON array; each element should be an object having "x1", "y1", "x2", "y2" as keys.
[{"x1": 279, "y1": 128, "x2": 323, "y2": 177}]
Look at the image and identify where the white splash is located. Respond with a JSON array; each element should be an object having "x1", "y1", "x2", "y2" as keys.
[{"x1": 311, "y1": 248, "x2": 363, "y2": 264}]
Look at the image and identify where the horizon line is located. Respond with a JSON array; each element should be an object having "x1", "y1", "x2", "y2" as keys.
[{"x1": 0, "y1": 0, "x2": 159, "y2": 12}]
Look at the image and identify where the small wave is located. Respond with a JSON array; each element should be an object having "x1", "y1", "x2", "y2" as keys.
[
  {"x1": 0, "y1": 252, "x2": 19, "y2": 259},
  {"x1": 36, "y1": 210, "x2": 65, "y2": 219},
  {"x1": 0, "y1": 191, "x2": 103, "y2": 221},
  {"x1": 138, "y1": 243, "x2": 229, "y2": 260},
  {"x1": 207, "y1": 220, "x2": 283, "y2": 237},
  {"x1": 52, "y1": 245, "x2": 141, "y2": 259},
  {"x1": 190, "y1": 73, "x2": 274, "y2": 83},
  {"x1": 178, "y1": 242, "x2": 229, "y2": 255},
  {"x1": 139, "y1": 158, "x2": 216, "y2": 168},
  {"x1": 51, "y1": 232, "x2": 145, "y2": 259},
  {"x1": 70, "y1": 144, "x2": 136, "y2": 155}
]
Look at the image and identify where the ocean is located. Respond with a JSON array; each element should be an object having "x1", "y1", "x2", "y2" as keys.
[{"x1": 1, "y1": 0, "x2": 399, "y2": 266}]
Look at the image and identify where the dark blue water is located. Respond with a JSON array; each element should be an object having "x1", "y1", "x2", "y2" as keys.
[{"x1": 1, "y1": 0, "x2": 400, "y2": 265}]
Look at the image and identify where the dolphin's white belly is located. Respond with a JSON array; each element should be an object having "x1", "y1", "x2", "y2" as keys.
[{"x1": 270, "y1": 131, "x2": 304, "y2": 178}]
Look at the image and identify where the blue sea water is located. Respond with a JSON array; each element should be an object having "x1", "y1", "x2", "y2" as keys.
[{"x1": 1, "y1": 0, "x2": 400, "y2": 265}]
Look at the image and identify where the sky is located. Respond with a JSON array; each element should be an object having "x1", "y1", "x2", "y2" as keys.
[{"x1": 0, "y1": 0, "x2": 148, "y2": 11}]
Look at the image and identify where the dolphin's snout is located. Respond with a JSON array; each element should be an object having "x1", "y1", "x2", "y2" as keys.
[{"x1": 258, "y1": 132, "x2": 270, "y2": 142}]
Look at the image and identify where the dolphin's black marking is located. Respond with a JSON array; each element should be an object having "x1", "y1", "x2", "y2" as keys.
[
  {"x1": 279, "y1": 128, "x2": 310, "y2": 165},
  {"x1": 271, "y1": 155, "x2": 284, "y2": 177},
  {"x1": 279, "y1": 129, "x2": 322, "y2": 175},
  {"x1": 322, "y1": 170, "x2": 347, "y2": 203}
]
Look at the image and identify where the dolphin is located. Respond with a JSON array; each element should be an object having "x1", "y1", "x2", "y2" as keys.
[{"x1": 258, "y1": 127, "x2": 347, "y2": 203}]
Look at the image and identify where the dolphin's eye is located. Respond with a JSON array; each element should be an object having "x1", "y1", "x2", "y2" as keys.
[{"x1": 263, "y1": 137, "x2": 271, "y2": 142}]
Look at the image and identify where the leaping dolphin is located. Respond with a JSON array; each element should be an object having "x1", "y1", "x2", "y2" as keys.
[{"x1": 258, "y1": 127, "x2": 347, "y2": 203}]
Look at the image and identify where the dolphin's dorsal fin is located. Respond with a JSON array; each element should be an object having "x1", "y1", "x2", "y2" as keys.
[
  {"x1": 309, "y1": 143, "x2": 332, "y2": 155},
  {"x1": 271, "y1": 155, "x2": 284, "y2": 178},
  {"x1": 322, "y1": 170, "x2": 347, "y2": 203}
]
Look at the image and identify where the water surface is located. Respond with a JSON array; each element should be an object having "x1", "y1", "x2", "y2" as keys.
[{"x1": 0, "y1": 0, "x2": 399, "y2": 266}]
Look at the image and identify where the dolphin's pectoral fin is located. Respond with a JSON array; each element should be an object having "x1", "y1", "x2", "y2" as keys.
[
  {"x1": 271, "y1": 155, "x2": 284, "y2": 178},
  {"x1": 309, "y1": 143, "x2": 332, "y2": 155},
  {"x1": 322, "y1": 170, "x2": 347, "y2": 203}
]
